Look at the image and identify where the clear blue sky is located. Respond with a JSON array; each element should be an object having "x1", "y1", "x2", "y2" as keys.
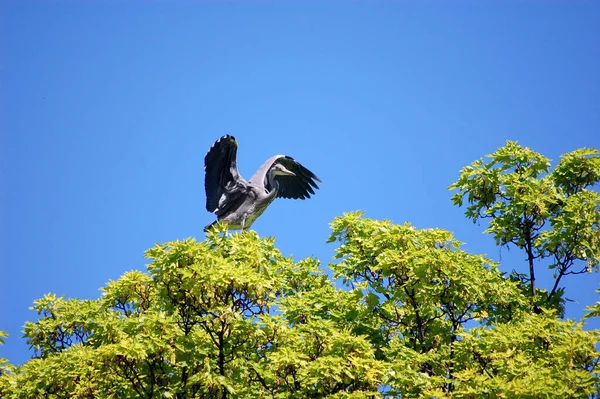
[{"x1": 1, "y1": 1, "x2": 599, "y2": 366}]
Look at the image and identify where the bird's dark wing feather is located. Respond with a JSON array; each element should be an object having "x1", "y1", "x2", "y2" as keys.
[
  {"x1": 273, "y1": 156, "x2": 321, "y2": 200},
  {"x1": 204, "y1": 135, "x2": 247, "y2": 212},
  {"x1": 213, "y1": 182, "x2": 253, "y2": 217}
]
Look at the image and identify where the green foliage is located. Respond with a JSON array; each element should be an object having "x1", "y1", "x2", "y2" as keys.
[
  {"x1": 449, "y1": 141, "x2": 600, "y2": 303},
  {"x1": 455, "y1": 312, "x2": 599, "y2": 398},
  {"x1": 328, "y1": 212, "x2": 528, "y2": 345},
  {"x1": 2, "y1": 143, "x2": 600, "y2": 398},
  {"x1": 0, "y1": 229, "x2": 383, "y2": 398},
  {"x1": 328, "y1": 212, "x2": 599, "y2": 398},
  {"x1": 0, "y1": 330, "x2": 12, "y2": 380},
  {"x1": 585, "y1": 286, "x2": 600, "y2": 320}
]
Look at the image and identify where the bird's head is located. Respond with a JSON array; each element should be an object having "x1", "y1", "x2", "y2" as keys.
[{"x1": 271, "y1": 163, "x2": 296, "y2": 177}]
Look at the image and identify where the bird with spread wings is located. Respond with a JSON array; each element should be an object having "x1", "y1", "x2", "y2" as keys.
[{"x1": 204, "y1": 135, "x2": 321, "y2": 232}]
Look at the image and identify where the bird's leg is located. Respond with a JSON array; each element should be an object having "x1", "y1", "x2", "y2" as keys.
[{"x1": 241, "y1": 217, "x2": 246, "y2": 233}]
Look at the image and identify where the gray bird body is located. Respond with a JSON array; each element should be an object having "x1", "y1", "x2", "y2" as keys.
[{"x1": 204, "y1": 135, "x2": 321, "y2": 232}]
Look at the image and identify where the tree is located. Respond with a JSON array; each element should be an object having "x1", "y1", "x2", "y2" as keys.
[
  {"x1": 328, "y1": 213, "x2": 598, "y2": 398},
  {"x1": 449, "y1": 141, "x2": 600, "y2": 306},
  {"x1": 0, "y1": 230, "x2": 383, "y2": 398},
  {"x1": 1, "y1": 142, "x2": 599, "y2": 398}
]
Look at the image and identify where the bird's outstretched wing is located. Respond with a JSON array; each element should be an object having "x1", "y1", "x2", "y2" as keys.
[
  {"x1": 204, "y1": 135, "x2": 247, "y2": 213},
  {"x1": 272, "y1": 156, "x2": 321, "y2": 199}
]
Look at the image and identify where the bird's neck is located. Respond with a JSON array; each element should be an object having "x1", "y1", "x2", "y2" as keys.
[{"x1": 266, "y1": 170, "x2": 279, "y2": 194}]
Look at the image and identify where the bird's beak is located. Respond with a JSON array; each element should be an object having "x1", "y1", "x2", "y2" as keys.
[{"x1": 280, "y1": 166, "x2": 296, "y2": 176}]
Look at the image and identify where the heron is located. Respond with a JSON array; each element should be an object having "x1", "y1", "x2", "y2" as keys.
[{"x1": 204, "y1": 135, "x2": 321, "y2": 232}]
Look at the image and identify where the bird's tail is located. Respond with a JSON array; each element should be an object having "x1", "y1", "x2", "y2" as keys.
[{"x1": 204, "y1": 220, "x2": 218, "y2": 233}]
